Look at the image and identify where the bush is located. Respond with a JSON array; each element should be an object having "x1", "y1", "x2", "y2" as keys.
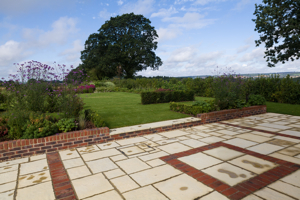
[
  {"x1": 57, "y1": 118, "x2": 77, "y2": 133},
  {"x1": 141, "y1": 90, "x2": 194, "y2": 104},
  {"x1": 0, "y1": 117, "x2": 9, "y2": 138},
  {"x1": 248, "y1": 94, "x2": 266, "y2": 106},
  {"x1": 169, "y1": 100, "x2": 216, "y2": 116},
  {"x1": 78, "y1": 109, "x2": 106, "y2": 128}
]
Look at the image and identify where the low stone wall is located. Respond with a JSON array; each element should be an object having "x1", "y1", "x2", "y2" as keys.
[
  {"x1": 0, "y1": 105, "x2": 267, "y2": 162},
  {"x1": 197, "y1": 105, "x2": 267, "y2": 123}
]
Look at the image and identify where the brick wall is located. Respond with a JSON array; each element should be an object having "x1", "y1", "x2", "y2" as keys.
[{"x1": 0, "y1": 105, "x2": 266, "y2": 162}]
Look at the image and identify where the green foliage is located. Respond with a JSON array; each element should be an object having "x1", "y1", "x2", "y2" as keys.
[
  {"x1": 170, "y1": 100, "x2": 216, "y2": 116},
  {"x1": 141, "y1": 90, "x2": 195, "y2": 105},
  {"x1": 0, "y1": 117, "x2": 9, "y2": 138},
  {"x1": 81, "y1": 13, "x2": 163, "y2": 79},
  {"x1": 57, "y1": 118, "x2": 77, "y2": 133},
  {"x1": 248, "y1": 94, "x2": 266, "y2": 106},
  {"x1": 252, "y1": 0, "x2": 300, "y2": 67},
  {"x1": 78, "y1": 109, "x2": 106, "y2": 128}
]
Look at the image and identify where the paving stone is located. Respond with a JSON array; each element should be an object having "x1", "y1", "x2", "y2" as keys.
[
  {"x1": 123, "y1": 185, "x2": 168, "y2": 200},
  {"x1": 111, "y1": 175, "x2": 139, "y2": 193},
  {"x1": 224, "y1": 138, "x2": 258, "y2": 148},
  {"x1": 253, "y1": 126, "x2": 280, "y2": 132},
  {"x1": 268, "y1": 139, "x2": 297, "y2": 147},
  {"x1": 159, "y1": 130, "x2": 190, "y2": 138},
  {"x1": 193, "y1": 125, "x2": 209, "y2": 130},
  {"x1": 86, "y1": 157, "x2": 118, "y2": 173},
  {"x1": 147, "y1": 159, "x2": 165, "y2": 167},
  {"x1": 0, "y1": 190, "x2": 14, "y2": 200},
  {"x1": 0, "y1": 182, "x2": 16, "y2": 193},
  {"x1": 130, "y1": 165, "x2": 181, "y2": 186},
  {"x1": 177, "y1": 136, "x2": 190, "y2": 140},
  {"x1": 0, "y1": 170, "x2": 18, "y2": 185},
  {"x1": 278, "y1": 147, "x2": 300, "y2": 156},
  {"x1": 247, "y1": 143, "x2": 284, "y2": 155},
  {"x1": 116, "y1": 157, "x2": 150, "y2": 174},
  {"x1": 158, "y1": 142, "x2": 191, "y2": 154},
  {"x1": 62, "y1": 157, "x2": 85, "y2": 169},
  {"x1": 154, "y1": 174, "x2": 213, "y2": 200},
  {"x1": 254, "y1": 187, "x2": 294, "y2": 200},
  {"x1": 97, "y1": 142, "x2": 120, "y2": 150},
  {"x1": 196, "y1": 132, "x2": 211, "y2": 137},
  {"x1": 187, "y1": 135, "x2": 202, "y2": 139},
  {"x1": 295, "y1": 143, "x2": 300, "y2": 148},
  {"x1": 137, "y1": 141, "x2": 158, "y2": 148},
  {"x1": 199, "y1": 136, "x2": 225, "y2": 144},
  {"x1": 268, "y1": 180, "x2": 300, "y2": 199},
  {"x1": 116, "y1": 137, "x2": 148, "y2": 146},
  {"x1": 104, "y1": 169, "x2": 125, "y2": 179},
  {"x1": 0, "y1": 158, "x2": 28, "y2": 168},
  {"x1": 19, "y1": 159, "x2": 48, "y2": 175},
  {"x1": 156, "y1": 138, "x2": 180, "y2": 145},
  {"x1": 178, "y1": 152, "x2": 222, "y2": 170},
  {"x1": 203, "y1": 163, "x2": 256, "y2": 186},
  {"x1": 0, "y1": 164, "x2": 18, "y2": 174},
  {"x1": 229, "y1": 154, "x2": 277, "y2": 174},
  {"x1": 273, "y1": 136, "x2": 300, "y2": 143},
  {"x1": 241, "y1": 194, "x2": 263, "y2": 200},
  {"x1": 119, "y1": 146, "x2": 145, "y2": 156},
  {"x1": 30, "y1": 154, "x2": 46, "y2": 161},
  {"x1": 143, "y1": 134, "x2": 168, "y2": 141},
  {"x1": 216, "y1": 130, "x2": 240, "y2": 136},
  {"x1": 251, "y1": 131, "x2": 275, "y2": 137},
  {"x1": 72, "y1": 173, "x2": 113, "y2": 199},
  {"x1": 15, "y1": 182, "x2": 55, "y2": 200},
  {"x1": 110, "y1": 154, "x2": 127, "y2": 162},
  {"x1": 280, "y1": 170, "x2": 300, "y2": 188},
  {"x1": 257, "y1": 123, "x2": 291, "y2": 130},
  {"x1": 77, "y1": 145, "x2": 100, "y2": 154},
  {"x1": 200, "y1": 191, "x2": 229, "y2": 200},
  {"x1": 270, "y1": 153, "x2": 300, "y2": 165},
  {"x1": 59, "y1": 149, "x2": 80, "y2": 160},
  {"x1": 84, "y1": 190, "x2": 123, "y2": 200},
  {"x1": 139, "y1": 151, "x2": 168, "y2": 162},
  {"x1": 18, "y1": 170, "x2": 51, "y2": 188},
  {"x1": 180, "y1": 139, "x2": 208, "y2": 148},
  {"x1": 203, "y1": 146, "x2": 244, "y2": 161},
  {"x1": 82, "y1": 148, "x2": 121, "y2": 161},
  {"x1": 236, "y1": 133, "x2": 273, "y2": 143},
  {"x1": 67, "y1": 165, "x2": 91, "y2": 180}
]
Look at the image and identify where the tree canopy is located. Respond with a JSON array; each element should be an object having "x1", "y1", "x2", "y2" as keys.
[
  {"x1": 80, "y1": 13, "x2": 162, "y2": 79},
  {"x1": 252, "y1": 0, "x2": 300, "y2": 67}
]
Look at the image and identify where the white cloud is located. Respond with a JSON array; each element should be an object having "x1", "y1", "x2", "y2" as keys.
[
  {"x1": 60, "y1": 40, "x2": 83, "y2": 62},
  {"x1": 163, "y1": 12, "x2": 217, "y2": 29},
  {"x1": 151, "y1": 6, "x2": 178, "y2": 18},
  {"x1": 120, "y1": 0, "x2": 155, "y2": 15},
  {"x1": 99, "y1": 9, "x2": 112, "y2": 19},
  {"x1": 117, "y1": 0, "x2": 124, "y2": 5},
  {"x1": 237, "y1": 44, "x2": 250, "y2": 54},
  {"x1": 167, "y1": 46, "x2": 198, "y2": 63},
  {"x1": 156, "y1": 27, "x2": 182, "y2": 41},
  {"x1": 0, "y1": 40, "x2": 30, "y2": 68},
  {"x1": 232, "y1": 0, "x2": 253, "y2": 11},
  {"x1": 174, "y1": 0, "x2": 193, "y2": 5},
  {"x1": 193, "y1": 0, "x2": 227, "y2": 5},
  {"x1": 22, "y1": 17, "x2": 78, "y2": 47},
  {"x1": 239, "y1": 48, "x2": 265, "y2": 63}
]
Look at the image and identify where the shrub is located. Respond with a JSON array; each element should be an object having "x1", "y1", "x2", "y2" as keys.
[
  {"x1": 141, "y1": 90, "x2": 194, "y2": 104},
  {"x1": 0, "y1": 117, "x2": 9, "y2": 138},
  {"x1": 248, "y1": 94, "x2": 266, "y2": 106},
  {"x1": 78, "y1": 109, "x2": 106, "y2": 128},
  {"x1": 57, "y1": 118, "x2": 77, "y2": 133}
]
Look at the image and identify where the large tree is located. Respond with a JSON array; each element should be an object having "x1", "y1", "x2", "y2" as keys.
[
  {"x1": 81, "y1": 13, "x2": 162, "y2": 79},
  {"x1": 252, "y1": 0, "x2": 300, "y2": 67}
]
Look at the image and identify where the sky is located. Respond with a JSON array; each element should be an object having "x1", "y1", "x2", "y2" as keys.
[{"x1": 0, "y1": 0, "x2": 299, "y2": 80}]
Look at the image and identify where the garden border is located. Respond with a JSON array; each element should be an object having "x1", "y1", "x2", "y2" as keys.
[{"x1": 0, "y1": 105, "x2": 266, "y2": 162}]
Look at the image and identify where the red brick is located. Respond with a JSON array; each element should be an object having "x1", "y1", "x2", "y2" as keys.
[{"x1": 221, "y1": 187, "x2": 238, "y2": 196}]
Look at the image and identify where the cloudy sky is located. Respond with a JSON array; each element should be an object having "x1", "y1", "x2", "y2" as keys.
[{"x1": 0, "y1": 0, "x2": 299, "y2": 80}]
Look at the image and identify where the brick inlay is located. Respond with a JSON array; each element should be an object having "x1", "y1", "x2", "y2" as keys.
[
  {"x1": 219, "y1": 122, "x2": 300, "y2": 140},
  {"x1": 160, "y1": 142, "x2": 300, "y2": 200},
  {"x1": 47, "y1": 152, "x2": 77, "y2": 200}
]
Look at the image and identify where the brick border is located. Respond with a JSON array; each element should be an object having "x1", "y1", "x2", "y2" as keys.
[
  {"x1": 197, "y1": 105, "x2": 266, "y2": 123},
  {"x1": 47, "y1": 152, "x2": 77, "y2": 200},
  {"x1": 0, "y1": 105, "x2": 267, "y2": 162},
  {"x1": 219, "y1": 122, "x2": 300, "y2": 140},
  {"x1": 160, "y1": 142, "x2": 300, "y2": 200}
]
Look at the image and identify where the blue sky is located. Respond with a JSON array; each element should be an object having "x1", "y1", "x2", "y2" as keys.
[{"x1": 0, "y1": 0, "x2": 299, "y2": 80}]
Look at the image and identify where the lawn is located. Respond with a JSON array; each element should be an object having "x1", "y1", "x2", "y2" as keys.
[
  {"x1": 78, "y1": 92, "x2": 212, "y2": 129},
  {"x1": 266, "y1": 101, "x2": 300, "y2": 116}
]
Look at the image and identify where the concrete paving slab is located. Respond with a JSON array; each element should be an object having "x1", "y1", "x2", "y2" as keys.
[
  {"x1": 203, "y1": 146, "x2": 244, "y2": 161},
  {"x1": 81, "y1": 148, "x2": 121, "y2": 161},
  {"x1": 15, "y1": 182, "x2": 55, "y2": 200},
  {"x1": 86, "y1": 157, "x2": 118, "y2": 173},
  {"x1": 18, "y1": 171, "x2": 51, "y2": 188},
  {"x1": 19, "y1": 159, "x2": 48, "y2": 176},
  {"x1": 178, "y1": 152, "x2": 222, "y2": 170},
  {"x1": 62, "y1": 157, "x2": 85, "y2": 169},
  {"x1": 116, "y1": 158, "x2": 150, "y2": 174},
  {"x1": 111, "y1": 175, "x2": 139, "y2": 193},
  {"x1": 84, "y1": 190, "x2": 123, "y2": 200},
  {"x1": 224, "y1": 138, "x2": 258, "y2": 148},
  {"x1": 179, "y1": 139, "x2": 208, "y2": 148},
  {"x1": 254, "y1": 187, "x2": 294, "y2": 200},
  {"x1": 67, "y1": 165, "x2": 91, "y2": 180},
  {"x1": 247, "y1": 143, "x2": 284, "y2": 155},
  {"x1": 158, "y1": 142, "x2": 191, "y2": 154},
  {"x1": 104, "y1": 169, "x2": 125, "y2": 179},
  {"x1": 268, "y1": 180, "x2": 300, "y2": 199},
  {"x1": 123, "y1": 185, "x2": 168, "y2": 200}
]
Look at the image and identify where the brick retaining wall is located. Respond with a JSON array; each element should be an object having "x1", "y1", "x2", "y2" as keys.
[{"x1": 0, "y1": 105, "x2": 267, "y2": 162}]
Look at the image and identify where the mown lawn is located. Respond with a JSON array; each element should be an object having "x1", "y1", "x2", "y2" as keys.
[{"x1": 79, "y1": 92, "x2": 211, "y2": 129}]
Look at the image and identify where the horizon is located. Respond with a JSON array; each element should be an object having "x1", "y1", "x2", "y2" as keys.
[{"x1": 0, "y1": 0, "x2": 299, "y2": 81}]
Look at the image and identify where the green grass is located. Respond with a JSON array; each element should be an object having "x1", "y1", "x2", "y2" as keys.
[
  {"x1": 78, "y1": 92, "x2": 210, "y2": 129},
  {"x1": 266, "y1": 101, "x2": 300, "y2": 116}
]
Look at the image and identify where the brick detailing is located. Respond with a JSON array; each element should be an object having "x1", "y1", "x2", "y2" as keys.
[
  {"x1": 160, "y1": 142, "x2": 300, "y2": 200},
  {"x1": 197, "y1": 105, "x2": 266, "y2": 124},
  {"x1": 0, "y1": 105, "x2": 266, "y2": 162},
  {"x1": 47, "y1": 152, "x2": 77, "y2": 200},
  {"x1": 219, "y1": 122, "x2": 300, "y2": 140}
]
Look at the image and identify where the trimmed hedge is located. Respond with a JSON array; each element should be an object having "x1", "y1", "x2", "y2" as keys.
[
  {"x1": 170, "y1": 100, "x2": 216, "y2": 116},
  {"x1": 141, "y1": 90, "x2": 195, "y2": 104}
]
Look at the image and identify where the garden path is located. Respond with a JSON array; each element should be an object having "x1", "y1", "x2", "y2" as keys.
[{"x1": 0, "y1": 113, "x2": 300, "y2": 200}]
